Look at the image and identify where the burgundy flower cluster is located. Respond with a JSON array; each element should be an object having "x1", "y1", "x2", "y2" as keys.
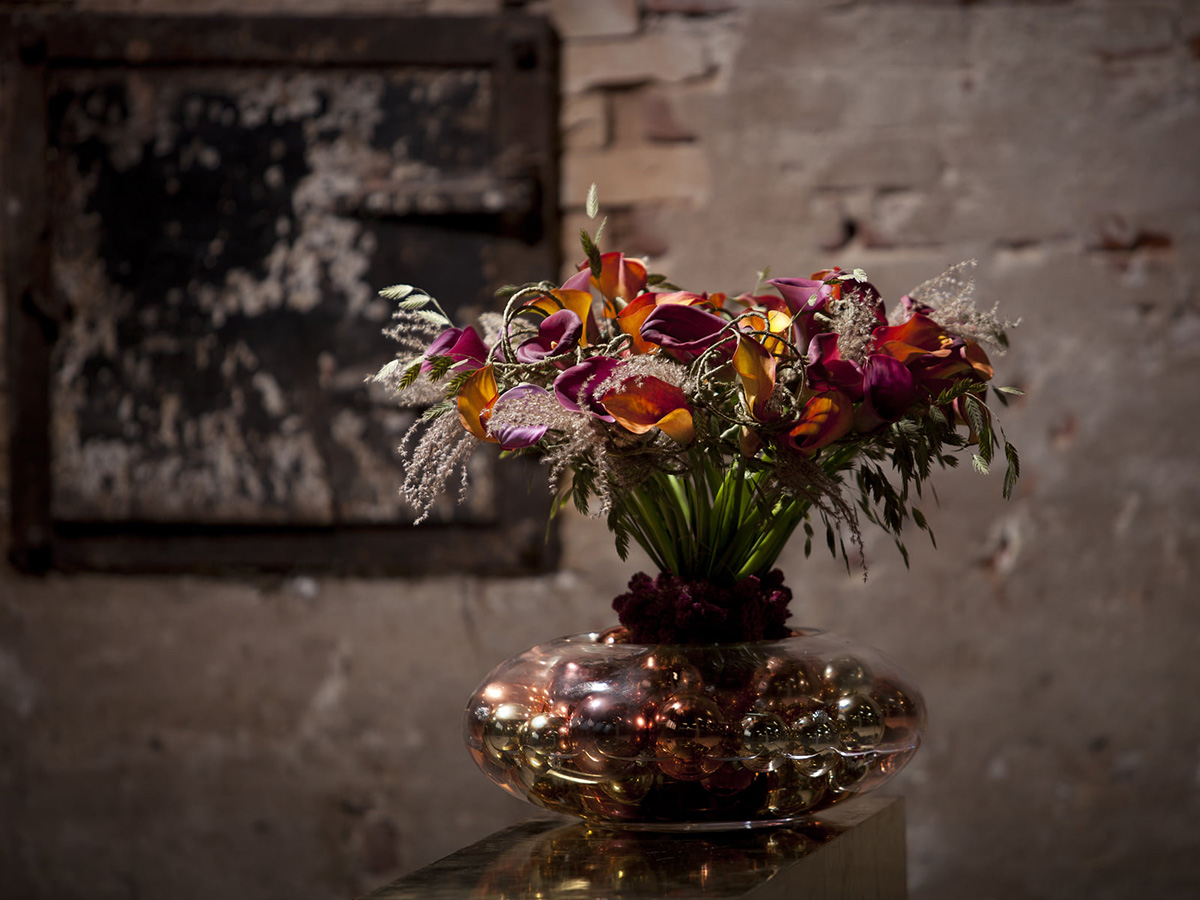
[{"x1": 613, "y1": 570, "x2": 794, "y2": 644}]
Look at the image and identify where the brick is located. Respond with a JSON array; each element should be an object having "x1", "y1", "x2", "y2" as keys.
[
  {"x1": 642, "y1": 0, "x2": 743, "y2": 12},
  {"x1": 549, "y1": 0, "x2": 639, "y2": 39},
  {"x1": 815, "y1": 137, "x2": 945, "y2": 191},
  {"x1": 427, "y1": 0, "x2": 504, "y2": 12},
  {"x1": 611, "y1": 87, "x2": 697, "y2": 143},
  {"x1": 561, "y1": 92, "x2": 610, "y2": 150},
  {"x1": 563, "y1": 31, "x2": 710, "y2": 93},
  {"x1": 562, "y1": 144, "x2": 710, "y2": 206},
  {"x1": 866, "y1": 190, "x2": 957, "y2": 248}
]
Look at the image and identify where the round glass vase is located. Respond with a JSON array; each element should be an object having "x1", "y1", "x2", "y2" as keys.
[{"x1": 464, "y1": 628, "x2": 926, "y2": 830}]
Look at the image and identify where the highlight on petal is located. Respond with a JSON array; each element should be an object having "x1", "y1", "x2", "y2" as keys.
[
  {"x1": 738, "y1": 308, "x2": 793, "y2": 358},
  {"x1": 905, "y1": 338, "x2": 994, "y2": 386},
  {"x1": 784, "y1": 391, "x2": 853, "y2": 456},
  {"x1": 732, "y1": 333, "x2": 777, "y2": 422},
  {"x1": 600, "y1": 377, "x2": 694, "y2": 444},
  {"x1": 872, "y1": 311, "x2": 951, "y2": 355},
  {"x1": 457, "y1": 364, "x2": 499, "y2": 442}
]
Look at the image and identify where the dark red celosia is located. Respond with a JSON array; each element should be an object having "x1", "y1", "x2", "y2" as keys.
[{"x1": 612, "y1": 570, "x2": 793, "y2": 645}]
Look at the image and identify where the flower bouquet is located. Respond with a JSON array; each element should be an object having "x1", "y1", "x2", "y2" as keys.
[{"x1": 373, "y1": 190, "x2": 1020, "y2": 826}]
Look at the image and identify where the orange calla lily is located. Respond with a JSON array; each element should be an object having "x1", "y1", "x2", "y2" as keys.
[
  {"x1": 874, "y1": 313, "x2": 994, "y2": 387},
  {"x1": 457, "y1": 364, "x2": 499, "y2": 442},
  {"x1": 600, "y1": 377, "x2": 694, "y2": 444},
  {"x1": 732, "y1": 334, "x2": 778, "y2": 422},
  {"x1": 785, "y1": 391, "x2": 854, "y2": 456},
  {"x1": 616, "y1": 294, "x2": 662, "y2": 354},
  {"x1": 739, "y1": 307, "x2": 793, "y2": 358},
  {"x1": 591, "y1": 252, "x2": 648, "y2": 316}
]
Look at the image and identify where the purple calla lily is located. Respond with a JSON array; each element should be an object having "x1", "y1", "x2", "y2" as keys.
[
  {"x1": 553, "y1": 356, "x2": 621, "y2": 420},
  {"x1": 639, "y1": 304, "x2": 733, "y2": 360},
  {"x1": 855, "y1": 354, "x2": 917, "y2": 432},
  {"x1": 769, "y1": 277, "x2": 832, "y2": 315},
  {"x1": 805, "y1": 333, "x2": 865, "y2": 400},
  {"x1": 422, "y1": 325, "x2": 489, "y2": 373},
  {"x1": 489, "y1": 384, "x2": 551, "y2": 449},
  {"x1": 515, "y1": 309, "x2": 584, "y2": 364}
]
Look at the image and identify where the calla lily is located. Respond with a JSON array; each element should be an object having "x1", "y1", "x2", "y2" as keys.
[
  {"x1": 568, "y1": 253, "x2": 649, "y2": 317},
  {"x1": 640, "y1": 303, "x2": 733, "y2": 361},
  {"x1": 560, "y1": 268, "x2": 592, "y2": 293},
  {"x1": 738, "y1": 307, "x2": 794, "y2": 358},
  {"x1": 601, "y1": 377, "x2": 695, "y2": 444},
  {"x1": 515, "y1": 309, "x2": 584, "y2": 364},
  {"x1": 423, "y1": 325, "x2": 489, "y2": 373},
  {"x1": 806, "y1": 333, "x2": 864, "y2": 399},
  {"x1": 618, "y1": 290, "x2": 719, "y2": 355},
  {"x1": 855, "y1": 354, "x2": 917, "y2": 432},
  {"x1": 873, "y1": 312, "x2": 994, "y2": 392},
  {"x1": 770, "y1": 276, "x2": 833, "y2": 315},
  {"x1": 784, "y1": 391, "x2": 854, "y2": 456},
  {"x1": 524, "y1": 289, "x2": 598, "y2": 347},
  {"x1": 732, "y1": 333, "x2": 778, "y2": 422},
  {"x1": 553, "y1": 356, "x2": 621, "y2": 420},
  {"x1": 489, "y1": 384, "x2": 550, "y2": 449},
  {"x1": 767, "y1": 277, "x2": 830, "y2": 349},
  {"x1": 456, "y1": 366, "x2": 549, "y2": 449},
  {"x1": 593, "y1": 252, "x2": 649, "y2": 316},
  {"x1": 457, "y1": 364, "x2": 500, "y2": 441},
  {"x1": 907, "y1": 337, "x2": 994, "y2": 390}
]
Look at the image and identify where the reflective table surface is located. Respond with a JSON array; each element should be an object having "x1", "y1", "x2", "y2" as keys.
[{"x1": 361, "y1": 795, "x2": 906, "y2": 900}]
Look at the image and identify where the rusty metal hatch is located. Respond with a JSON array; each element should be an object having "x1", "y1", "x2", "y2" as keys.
[{"x1": 2, "y1": 13, "x2": 561, "y2": 575}]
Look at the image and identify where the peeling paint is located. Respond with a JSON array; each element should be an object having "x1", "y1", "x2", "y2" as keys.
[{"x1": 45, "y1": 66, "x2": 499, "y2": 525}]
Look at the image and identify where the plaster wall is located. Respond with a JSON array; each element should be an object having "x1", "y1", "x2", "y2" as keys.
[{"x1": 2, "y1": 1, "x2": 1199, "y2": 898}]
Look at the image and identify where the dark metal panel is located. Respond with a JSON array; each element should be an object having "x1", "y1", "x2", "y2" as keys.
[
  {"x1": 1, "y1": 12, "x2": 561, "y2": 576},
  {"x1": 31, "y1": 14, "x2": 512, "y2": 68},
  {"x1": 1, "y1": 34, "x2": 56, "y2": 573}
]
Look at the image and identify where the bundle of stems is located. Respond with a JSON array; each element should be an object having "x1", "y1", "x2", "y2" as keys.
[{"x1": 609, "y1": 448, "x2": 819, "y2": 585}]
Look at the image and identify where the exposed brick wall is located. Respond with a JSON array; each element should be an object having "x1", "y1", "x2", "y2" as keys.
[{"x1": 2, "y1": 2, "x2": 1199, "y2": 900}]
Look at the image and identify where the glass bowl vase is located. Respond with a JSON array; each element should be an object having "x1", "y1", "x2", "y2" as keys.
[{"x1": 464, "y1": 627, "x2": 926, "y2": 830}]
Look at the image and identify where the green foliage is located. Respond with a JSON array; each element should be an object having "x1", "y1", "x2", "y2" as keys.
[
  {"x1": 397, "y1": 359, "x2": 424, "y2": 392},
  {"x1": 379, "y1": 285, "x2": 451, "y2": 327},
  {"x1": 420, "y1": 399, "x2": 456, "y2": 421},
  {"x1": 580, "y1": 228, "x2": 603, "y2": 279}
]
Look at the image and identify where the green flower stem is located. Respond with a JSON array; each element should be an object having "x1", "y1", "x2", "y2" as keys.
[{"x1": 611, "y1": 447, "x2": 819, "y2": 587}]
